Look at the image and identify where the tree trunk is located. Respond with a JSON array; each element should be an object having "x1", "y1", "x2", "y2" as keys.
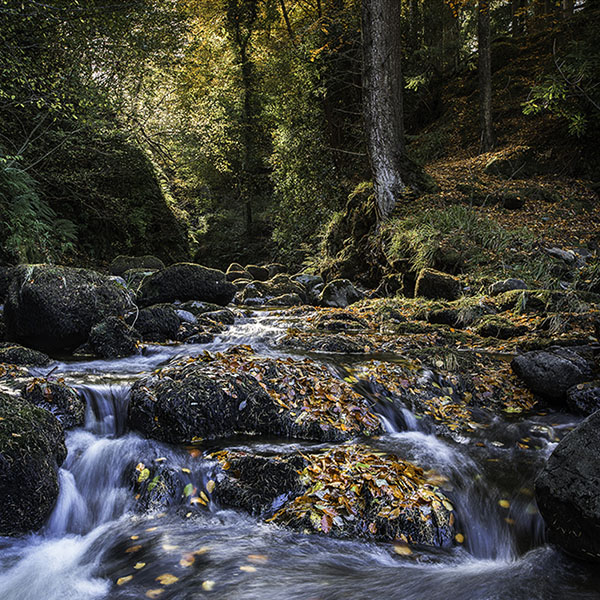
[
  {"x1": 562, "y1": 0, "x2": 574, "y2": 15},
  {"x1": 478, "y1": 0, "x2": 495, "y2": 153},
  {"x1": 361, "y1": 0, "x2": 407, "y2": 220}
]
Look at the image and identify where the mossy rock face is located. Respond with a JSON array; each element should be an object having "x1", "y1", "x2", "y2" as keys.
[
  {"x1": 212, "y1": 446, "x2": 455, "y2": 547},
  {"x1": 4, "y1": 264, "x2": 132, "y2": 352},
  {"x1": 138, "y1": 263, "x2": 236, "y2": 308},
  {"x1": 21, "y1": 379, "x2": 85, "y2": 429},
  {"x1": 127, "y1": 304, "x2": 180, "y2": 343},
  {"x1": 109, "y1": 255, "x2": 165, "y2": 278},
  {"x1": 0, "y1": 343, "x2": 52, "y2": 367},
  {"x1": 0, "y1": 392, "x2": 67, "y2": 536},
  {"x1": 415, "y1": 268, "x2": 461, "y2": 301},
  {"x1": 88, "y1": 316, "x2": 140, "y2": 359},
  {"x1": 128, "y1": 347, "x2": 381, "y2": 444}
]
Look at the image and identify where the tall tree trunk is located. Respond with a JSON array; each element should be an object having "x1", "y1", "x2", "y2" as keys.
[
  {"x1": 361, "y1": 0, "x2": 407, "y2": 220},
  {"x1": 478, "y1": 0, "x2": 495, "y2": 153}
]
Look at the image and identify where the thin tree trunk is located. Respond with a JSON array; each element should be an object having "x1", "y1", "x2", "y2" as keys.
[
  {"x1": 562, "y1": 0, "x2": 574, "y2": 15},
  {"x1": 478, "y1": 0, "x2": 495, "y2": 153},
  {"x1": 361, "y1": 0, "x2": 406, "y2": 219}
]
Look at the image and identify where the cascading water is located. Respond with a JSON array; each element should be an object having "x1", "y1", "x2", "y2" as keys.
[{"x1": 1, "y1": 312, "x2": 599, "y2": 600}]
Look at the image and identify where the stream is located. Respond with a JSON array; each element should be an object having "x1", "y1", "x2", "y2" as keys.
[{"x1": 1, "y1": 310, "x2": 600, "y2": 600}]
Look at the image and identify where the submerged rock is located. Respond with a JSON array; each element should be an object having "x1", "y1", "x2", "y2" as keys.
[
  {"x1": 511, "y1": 347, "x2": 593, "y2": 401},
  {"x1": 21, "y1": 379, "x2": 85, "y2": 429},
  {"x1": 211, "y1": 446, "x2": 455, "y2": 547},
  {"x1": 0, "y1": 392, "x2": 67, "y2": 535},
  {"x1": 535, "y1": 410, "x2": 600, "y2": 562},
  {"x1": 138, "y1": 263, "x2": 236, "y2": 307},
  {"x1": 4, "y1": 264, "x2": 132, "y2": 352},
  {"x1": 128, "y1": 347, "x2": 381, "y2": 444}
]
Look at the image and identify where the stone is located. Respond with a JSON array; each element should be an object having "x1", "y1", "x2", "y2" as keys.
[
  {"x1": 4, "y1": 264, "x2": 132, "y2": 352},
  {"x1": 489, "y1": 278, "x2": 528, "y2": 296},
  {"x1": 21, "y1": 379, "x2": 85, "y2": 429},
  {"x1": 238, "y1": 274, "x2": 306, "y2": 306},
  {"x1": 0, "y1": 393, "x2": 66, "y2": 535},
  {"x1": 266, "y1": 294, "x2": 303, "y2": 307},
  {"x1": 127, "y1": 304, "x2": 180, "y2": 342},
  {"x1": 108, "y1": 255, "x2": 165, "y2": 277},
  {"x1": 535, "y1": 410, "x2": 600, "y2": 562},
  {"x1": 414, "y1": 268, "x2": 461, "y2": 301},
  {"x1": 138, "y1": 263, "x2": 236, "y2": 307},
  {"x1": 245, "y1": 265, "x2": 269, "y2": 281},
  {"x1": 319, "y1": 279, "x2": 364, "y2": 308},
  {"x1": 511, "y1": 347, "x2": 593, "y2": 401},
  {"x1": 88, "y1": 316, "x2": 140, "y2": 358},
  {"x1": 566, "y1": 382, "x2": 600, "y2": 416},
  {"x1": 0, "y1": 343, "x2": 52, "y2": 367}
]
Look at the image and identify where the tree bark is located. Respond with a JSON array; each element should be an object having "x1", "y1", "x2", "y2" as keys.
[
  {"x1": 478, "y1": 0, "x2": 495, "y2": 153},
  {"x1": 361, "y1": 0, "x2": 407, "y2": 220}
]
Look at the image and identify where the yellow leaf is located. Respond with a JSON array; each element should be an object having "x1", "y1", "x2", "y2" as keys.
[
  {"x1": 239, "y1": 565, "x2": 257, "y2": 573},
  {"x1": 145, "y1": 590, "x2": 164, "y2": 598},
  {"x1": 247, "y1": 554, "x2": 268, "y2": 563},
  {"x1": 206, "y1": 479, "x2": 216, "y2": 493},
  {"x1": 498, "y1": 499, "x2": 510, "y2": 509},
  {"x1": 202, "y1": 580, "x2": 215, "y2": 591},
  {"x1": 162, "y1": 544, "x2": 178, "y2": 551},
  {"x1": 180, "y1": 554, "x2": 195, "y2": 567},
  {"x1": 125, "y1": 545, "x2": 142, "y2": 554},
  {"x1": 393, "y1": 543, "x2": 412, "y2": 556},
  {"x1": 117, "y1": 575, "x2": 133, "y2": 586},
  {"x1": 156, "y1": 573, "x2": 179, "y2": 585},
  {"x1": 134, "y1": 562, "x2": 146, "y2": 570},
  {"x1": 455, "y1": 533, "x2": 465, "y2": 543}
]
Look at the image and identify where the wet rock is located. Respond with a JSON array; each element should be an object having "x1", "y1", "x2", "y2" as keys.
[
  {"x1": 238, "y1": 274, "x2": 306, "y2": 306},
  {"x1": 566, "y1": 382, "x2": 600, "y2": 416},
  {"x1": 266, "y1": 293, "x2": 303, "y2": 307},
  {"x1": 266, "y1": 263, "x2": 287, "y2": 278},
  {"x1": 109, "y1": 255, "x2": 165, "y2": 277},
  {"x1": 177, "y1": 322, "x2": 215, "y2": 344},
  {"x1": 546, "y1": 247, "x2": 576, "y2": 265},
  {"x1": 278, "y1": 332, "x2": 373, "y2": 354},
  {"x1": 415, "y1": 268, "x2": 460, "y2": 301},
  {"x1": 0, "y1": 266, "x2": 16, "y2": 303},
  {"x1": 245, "y1": 265, "x2": 269, "y2": 281},
  {"x1": 88, "y1": 316, "x2": 140, "y2": 359},
  {"x1": 0, "y1": 392, "x2": 67, "y2": 536},
  {"x1": 319, "y1": 279, "x2": 364, "y2": 308},
  {"x1": 535, "y1": 410, "x2": 600, "y2": 562},
  {"x1": 227, "y1": 262, "x2": 245, "y2": 273},
  {"x1": 127, "y1": 304, "x2": 180, "y2": 342},
  {"x1": 179, "y1": 300, "x2": 224, "y2": 317},
  {"x1": 212, "y1": 446, "x2": 455, "y2": 547},
  {"x1": 511, "y1": 347, "x2": 594, "y2": 401},
  {"x1": 232, "y1": 278, "x2": 253, "y2": 291},
  {"x1": 175, "y1": 309, "x2": 196, "y2": 323},
  {"x1": 427, "y1": 309, "x2": 459, "y2": 327},
  {"x1": 128, "y1": 348, "x2": 381, "y2": 444},
  {"x1": 138, "y1": 263, "x2": 236, "y2": 307},
  {"x1": 4, "y1": 264, "x2": 132, "y2": 352},
  {"x1": 21, "y1": 379, "x2": 85, "y2": 429},
  {"x1": 201, "y1": 309, "x2": 236, "y2": 325},
  {"x1": 121, "y1": 268, "x2": 157, "y2": 293},
  {"x1": 489, "y1": 278, "x2": 528, "y2": 296},
  {"x1": 313, "y1": 311, "x2": 367, "y2": 332},
  {"x1": 0, "y1": 343, "x2": 52, "y2": 367},
  {"x1": 226, "y1": 270, "x2": 252, "y2": 282},
  {"x1": 293, "y1": 273, "x2": 324, "y2": 291}
]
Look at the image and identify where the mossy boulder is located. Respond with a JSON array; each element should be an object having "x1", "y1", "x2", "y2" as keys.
[
  {"x1": 109, "y1": 255, "x2": 165, "y2": 277},
  {"x1": 4, "y1": 264, "x2": 132, "y2": 352},
  {"x1": 128, "y1": 347, "x2": 381, "y2": 444},
  {"x1": 266, "y1": 293, "x2": 303, "y2": 307},
  {"x1": 319, "y1": 279, "x2": 364, "y2": 308},
  {"x1": 21, "y1": 379, "x2": 85, "y2": 429},
  {"x1": 0, "y1": 343, "x2": 52, "y2": 367},
  {"x1": 245, "y1": 265, "x2": 269, "y2": 281},
  {"x1": 226, "y1": 270, "x2": 252, "y2": 282},
  {"x1": 0, "y1": 392, "x2": 67, "y2": 535},
  {"x1": 415, "y1": 268, "x2": 461, "y2": 301},
  {"x1": 138, "y1": 263, "x2": 236, "y2": 307},
  {"x1": 127, "y1": 304, "x2": 180, "y2": 342},
  {"x1": 121, "y1": 268, "x2": 157, "y2": 293},
  {"x1": 212, "y1": 446, "x2": 455, "y2": 547},
  {"x1": 88, "y1": 316, "x2": 140, "y2": 359},
  {"x1": 238, "y1": 274, "x2": 307, "y2": 306},
  {"x1": 473, "y1": 315, "x2": 527, "y2": 339}
]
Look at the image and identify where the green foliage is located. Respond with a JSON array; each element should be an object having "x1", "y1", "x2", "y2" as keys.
[{"x1": 0, "y1": 154, "x2": 76, "y2": 263}]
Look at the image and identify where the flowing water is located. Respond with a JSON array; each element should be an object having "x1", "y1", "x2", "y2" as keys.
[{"x1": 1, "y1": 310, "x2": 600, "y2": 600}]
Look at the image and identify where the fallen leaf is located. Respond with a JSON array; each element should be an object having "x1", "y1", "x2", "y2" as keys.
[
  {"x1": 117, "y1": 575, "x2": 133, "y2": 585},
  {"x1": 156, "y1": 573, "x2": 179, "y2": 585}
]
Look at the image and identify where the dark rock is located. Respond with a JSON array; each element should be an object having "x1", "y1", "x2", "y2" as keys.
[
  {"x1": 545, "y1": 247, "x2": 577, "y2": 265},
  {"x1": 0, "y1": 343, "x2": 52, "y2": 367},
  {"x1": 127, "y1": 304, "x2": 180, "y2": 342},
  {"x1": 201, "y1": 309, "x2": 236, "y2": 325},
  {"x1": 177, "y1": 323, "x2": 215, "y2": 344},
  {"x1": 427, "y1": 309, "x2": 459, "y2": 327},
  {"x1": 121, "y1": 268, "x2": 157, "y2": 293},
  {"x1": 535, "y1": 410, "x2": 600, "y2": 561},
  {"x1": 489, "y1": 278, "x2": 528, "y2": 296},
  {"x1": 232, "y1": 278, "x2": 253, "y2": 291},
  {"x1": 474, "y1": 316, "x2": 527, "y2": 339},
  {"x1": 265, "y1": 263, "x2": 287, "y2": 278},
  {"x1": 128, "y1": 348, "x2": 381, "y2": 444},
  {"x1": 226, "y1": 270, "x2": 252, "y2": 282},
  {"x1": 0, "y1": 266, "x2": 16, "y2": 303},
  {"x1": 21, "y1": 379, "x2": 85, "y2": 429},
  {"x1": 498, "y1": 192, "x2": 526, "y2": 210},
  {"x1": 415, "y1": 268, "x2": 461, "y2": 301},
  {"x1": 138, "y1": 263, "x2": 236, "y2": 307},
  {"x1": 293, "y1": 273, "x2": 324, "y2": 290},
  {"x1": 4, "y1": 264, "x2": 132, "y2": 352},
  {"x1": 109, "y1": 255, "x2": 165, "y2": 277},
  {"x1": 266, "y1": 294, "x2": 303, "y2": 307},
  {"x1": 484, "y1": 146, "x2": 538, "y2": 179},
  {"x1": 88, "y1": 316, "x2": 140, "y2": 358},
  {"x1": 179, "y1": 300, "x2": 224, "y2": 317},
  {"x1": 238, "y1": 274, "x2": 306, "y2": 306},
  {"x1": 227, "y1": 262, "x2": 245, "y2": 273},
  {"x1": 0, "y1": 393, "x2": 66, "y2": 535},
  {"x1": 319, "y1": 279, "x2": 364, "y2": 308},
  {"x1": 313, "y1": 311, "x2": 367, "y2": 331},
  {"x1": 245, "y1": 265, "x2": 269, "y2": 281},
  {"x1": 566, "y1": 382, "x2": 600, "y2": 416},
  {"x1": 511, "y1": 347, "x2": 594, "y2": 401},
  {"x1": 372, "y1": 274, "x2": 404, "y2": 298}
]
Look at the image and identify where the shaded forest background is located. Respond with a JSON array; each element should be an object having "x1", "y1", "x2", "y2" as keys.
[{"x1": 1, "y1": 0, "x2": 599, "y2": 273}]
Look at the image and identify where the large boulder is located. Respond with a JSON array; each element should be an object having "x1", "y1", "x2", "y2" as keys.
[
  {"x1": 319, "y1": 279, "x2": 364, "y2": 308},
  {"x1": 566, "y1": 382, "x2": 600, "y2": 416},
  {"x1": 4, "y1": 265, "x2": 132, "y2": 352},
  {"x1": 415, "y1": 268, "x2": 461, "y2": 301},
  {"x1": 129, "y1": 348, "x2": 381, "y2": 444},
  {"x1": 0, "y1": 393, "x2": 67, "y2": 535},
  {"x1": 238, "y1": 274, "x2": 306, "y2": 306},
  {"x1": 21, "y1": 379, "x2": 85, "y2": 429},
  {"x1": 88, "y1": 316, "x2": 140, "y2": 359},
  {"x1": 245, "y1": 265, "x2": 269, "y2": 281},
  {"x1": 127, "y1": 304, "x2": 180, "y2": 342},
  {"x1": 0, "y1": 343, "x2": 52, "y2": 367},
  {"x1": 138, "y1": 263, "x2": 236, "y2": 307},
  {"x1": 511, "y1": 348, "x2": 593, "y2": 401},
  {"x1": 535, "y1": 410, "x2": 600, "y2": 561},
  {"x1": 109, "y1": 255, "x2": 165, "y2": 277}
]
